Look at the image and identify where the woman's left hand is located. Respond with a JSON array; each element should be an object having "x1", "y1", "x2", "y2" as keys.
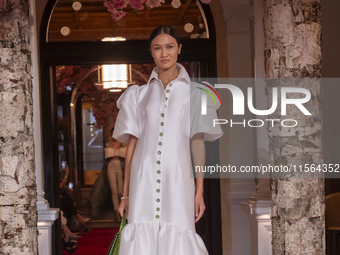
[{"x1": 194, "y1": 192, "x2": 206, "y2": 223}]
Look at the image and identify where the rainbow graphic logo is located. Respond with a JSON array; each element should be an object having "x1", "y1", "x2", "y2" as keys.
[{"x1": 196, "y1": 82, "x2": 222, "y2": 106}]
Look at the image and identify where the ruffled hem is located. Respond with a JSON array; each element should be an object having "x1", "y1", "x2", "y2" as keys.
[{"x1": 119, "y1": 220, "x2": 209, "y2": 255}]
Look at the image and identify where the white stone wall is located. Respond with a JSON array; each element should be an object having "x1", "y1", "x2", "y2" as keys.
[{"x1": 29, "y1": 0, "x2": 59, "y2": 254}]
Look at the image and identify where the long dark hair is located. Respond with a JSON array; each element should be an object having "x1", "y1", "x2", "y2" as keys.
[{"x1": 149, "y1": 25, "x2": 181, "y2": 49}]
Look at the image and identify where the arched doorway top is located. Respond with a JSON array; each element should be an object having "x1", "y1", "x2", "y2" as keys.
[{"x1": 44, "y1": 0, "x2": 213, "y2": 42}]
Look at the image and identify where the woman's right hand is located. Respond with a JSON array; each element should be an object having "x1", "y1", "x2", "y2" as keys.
[{"x1": 118, "y1": 198, "x2": 129, "y2": 219}]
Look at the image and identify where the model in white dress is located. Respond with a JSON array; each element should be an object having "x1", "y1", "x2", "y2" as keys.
[{"x1": 113, "y1": 62, "x2": 223, "y2": 255}]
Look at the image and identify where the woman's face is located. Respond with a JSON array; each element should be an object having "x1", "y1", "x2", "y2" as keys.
[{"x1": 149, "y1": 33, "x2": 182, "y2": 69}]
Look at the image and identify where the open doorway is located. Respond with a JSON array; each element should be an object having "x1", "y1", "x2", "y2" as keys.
[
  {"x1": 40, "y1": 0, "x2": 221, "y2": 254},
  {"x1": 55, "y1": 62, "x2": 201, "y2": 227}
]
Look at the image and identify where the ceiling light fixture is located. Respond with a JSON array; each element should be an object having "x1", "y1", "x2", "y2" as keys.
[
  {"x1": 72, "y1": 2, "x2": 82, "y2": 11},
  {"x1": 60, "y1": 26, "x2": 71, "y2": 36},
  {"x1": 95, "y1": 37, "x2": 133, "y2": 92},
  {"x1": 184, "y1": 23, "x2": 194, "y2": 33},
  {"x1": 171, "y1": 0, "x2": 181, "y2": 8}
]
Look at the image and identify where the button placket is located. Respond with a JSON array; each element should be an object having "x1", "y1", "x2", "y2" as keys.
[
  {"x1": 155, "y1": 82, "x2": 173, "y2": 220},
  {"x1": 156, "y1": 124, "x2": 163, "y2": 220},
  {"x1": 164, "y1": 82, "x2": 173, "y2": 108}
]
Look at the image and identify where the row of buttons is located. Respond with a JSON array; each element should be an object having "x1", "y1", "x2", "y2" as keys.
[{"x1": 155, "y1": 82, "x2": 172, "y2": 220}]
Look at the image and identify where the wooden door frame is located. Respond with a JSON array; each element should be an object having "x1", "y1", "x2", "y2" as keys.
[{"x1": 40, "y1": 1, "x2": 222, "y2": 254}]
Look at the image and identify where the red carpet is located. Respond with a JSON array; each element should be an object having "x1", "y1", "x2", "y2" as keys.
[{"x1": 63, "y1": 228, "x2": 119, "y2": 255}]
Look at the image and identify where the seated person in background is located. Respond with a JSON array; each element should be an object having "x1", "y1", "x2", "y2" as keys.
[
  {"x1": 61, "y1": 210, "x2": 80, "y2": 254},
  {"x1": 60, "y1": 164, "x2": 90, "y2": 233}
]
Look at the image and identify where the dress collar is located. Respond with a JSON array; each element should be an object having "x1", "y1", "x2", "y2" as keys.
[{"x1": 147, "y1": 62, "x2": 191, "y2": 85}]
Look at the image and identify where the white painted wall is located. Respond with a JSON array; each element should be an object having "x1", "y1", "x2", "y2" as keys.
[
  {"x1": 29, "y1": 0, "x2": 59, "y2": 254},
  {"x1": 219, "y1": 1, "x2": 257, "y2": 254}
]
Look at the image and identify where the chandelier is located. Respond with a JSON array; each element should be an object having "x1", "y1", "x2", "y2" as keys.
[{"x1": 95, "y1": 37, "x2": 133, "y2": 92}]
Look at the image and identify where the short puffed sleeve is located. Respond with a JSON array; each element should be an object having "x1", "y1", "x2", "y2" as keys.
[
  {"x1": 112, "y1": 85, "x2": 139, "y2": 144},
  {"x1": 190, "y1": 82, "x2": 224, "y2": 141}
]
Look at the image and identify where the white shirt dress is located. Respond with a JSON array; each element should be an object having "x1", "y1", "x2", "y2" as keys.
[{"x1": 113, "y1": 62, "x2": 223, "y2": 255}]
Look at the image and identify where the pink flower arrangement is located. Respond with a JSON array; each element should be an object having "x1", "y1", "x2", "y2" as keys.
[
  {"x1": 56, "y1": 65, "x2": 91, "y2": 95},
  {"x1": 56, "y1": 65, "x2": 128, "y2": 128},
  {"x1": 130, "y1": 0, "x2": 145, "y2": 10},
  {"x1": 104, "y1": 0, "x2": 211, "y2": 20},
  {"x1": 56, "y1": 63, "x2": 185, "y2": 128}
]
